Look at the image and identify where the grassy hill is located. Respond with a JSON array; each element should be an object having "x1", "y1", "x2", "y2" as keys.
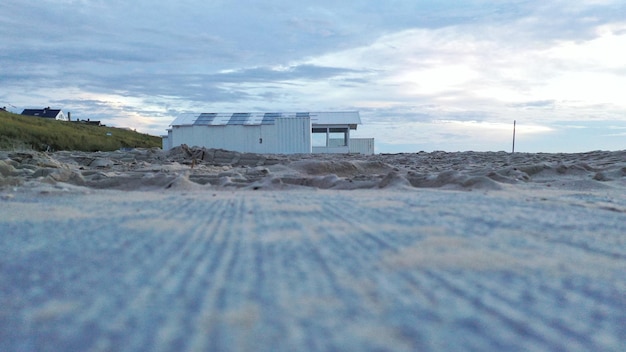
[{"x1": 0, "y1": 110, "x2": 162, "y2": 152}]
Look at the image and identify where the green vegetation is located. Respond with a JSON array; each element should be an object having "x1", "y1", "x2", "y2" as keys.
[{"x1": 0, "y1": 110, "x2": 162, "y2": 151}]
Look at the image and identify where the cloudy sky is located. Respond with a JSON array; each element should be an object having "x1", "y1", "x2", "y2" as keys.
[{"x1": 2, "y1": 0, "x2": 625, "y2": 153}]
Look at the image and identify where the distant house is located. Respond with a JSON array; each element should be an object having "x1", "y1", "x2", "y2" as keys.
[
  {"x1": 21, "y1": 107, "x2": 68, "y2": 121},
  {"x1": 74, "y1": 119, "x2": 103, "y2": 126}
]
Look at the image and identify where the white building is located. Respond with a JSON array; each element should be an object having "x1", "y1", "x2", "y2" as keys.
[
  {"x1": 162, "y1": 111, "x2": 374, "y2": 154},
  {"x1": 21, "y1": 107, "x2": 68, "y2": 121}
]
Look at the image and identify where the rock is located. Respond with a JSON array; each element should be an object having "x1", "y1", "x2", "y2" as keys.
[
  {"x1": 0, "y1": 160, "x2": 17, "y2": 177},
  {"x1": 32, "y1": 168, "x2": 56, "y2": 178},
  {"x1": 89, "y1": 158, "x2": 114, "y2": 168},
  {"x1": 36, "y1": 156, "x2": 64, "y2": 169},
  {"x1": 7, "y1": 152, "x2": 34, "y2": 164},
  {"x1": 593, "y1": 172, "x2": 611, "y2": 181},
  {"x1": 47, "y1": 169, "x2": 86, "y2": 185},
  {"x1": 70, "y1": 156, "x2": 96, "y2": 166},
  {"x1": 14, "y1": 164, "x2": 39, "y2": 171}
]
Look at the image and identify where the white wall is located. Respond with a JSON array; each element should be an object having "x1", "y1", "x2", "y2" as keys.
[
  {"x1": 275, "y1": 116, "x2": 311, "y2": 154},
  {"x1": 168, "y1": 116, "x2": 311, "y2": 154},
  {"x1": 323, "y1": 138, "x2": 375, "y2": 154},
  {"x1": 55, "y1": 111, "x2": 68, "y2": 121},
  {"x1": 348, "y1": 138, "x2": 375, "y2": 155},
  {"x1": 161, "y1": 130, "x2": 173, "y2": 150}
]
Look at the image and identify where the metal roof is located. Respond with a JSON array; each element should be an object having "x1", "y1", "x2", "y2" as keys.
[
  {"x1": 21, "y1": 108, "x2": 63, "y2": 118},
  {"x1": 309, "y1": 111, "x2": 361, "y2": 128},
  {"x1": 170, "y1": 111, "x2": 361, "y2": 128}
]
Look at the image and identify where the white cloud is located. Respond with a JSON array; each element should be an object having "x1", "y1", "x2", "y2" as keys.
[
  {"x1": 302, "y1": 16, "x2": 626, "y2": 116},
  {"x1": 546, "y1": 23, "x2": 626, "y2": 69}
]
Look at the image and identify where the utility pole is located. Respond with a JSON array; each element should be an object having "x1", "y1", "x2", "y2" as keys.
[{"x1": 512, "y1": 120, "x2": 516, "y2": 153}]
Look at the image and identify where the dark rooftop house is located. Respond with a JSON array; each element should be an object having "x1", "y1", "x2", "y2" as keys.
[
  {"x1": 21, "y1": 107, "x2": 68, "y2": 121},
  {"x1": 74, "y1": 118, "x2": 103, "y2": 126}
]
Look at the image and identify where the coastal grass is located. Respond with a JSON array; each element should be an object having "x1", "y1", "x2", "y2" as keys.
[{"x1": 0, "y1": 110, "x2": 161, "y2": 152}]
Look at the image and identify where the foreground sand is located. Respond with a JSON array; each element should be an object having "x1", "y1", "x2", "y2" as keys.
[{"x1": 1, "y1": 148, "x2": 625, "y2": 351}]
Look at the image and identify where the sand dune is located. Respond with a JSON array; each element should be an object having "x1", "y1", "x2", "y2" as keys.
[
  {"x1": 1, "y1": 145, "x2": 625, "y2": 192},
  {"x1": 1, "y1": 147, "x2": 625, "y2": 351}
]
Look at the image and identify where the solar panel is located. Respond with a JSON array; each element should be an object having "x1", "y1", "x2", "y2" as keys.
[
  {"x1": 262, "y1": 112, "x2": 280, "y2": 125},
  {"x1": 228, "y1": 113, "x2": 251, "y2": 125},
  {"x1": 173, "y1": 111, "x2": 355, "y2": 127},
  {"x1": 194, "y1": 113, "x2": 217, "y2": 125}
]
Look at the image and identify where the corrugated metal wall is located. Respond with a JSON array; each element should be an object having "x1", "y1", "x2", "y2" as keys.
[
  {"x1": 325, "y1": 138, "x2": 375, "y2": 154},
  {"x1": 275, "y1": 117, "x2": 311, "y2": 154},
  {"x1": 348, "y1": 138, "x2": 375, "y2": 155},
  {"x1": 168, "y1": 117, "x2": 311, "y2": 154}
]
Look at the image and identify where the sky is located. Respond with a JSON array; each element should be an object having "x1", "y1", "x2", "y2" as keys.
[{"x1": 1, "y1": 0, "x2": 626, "y2": 153}]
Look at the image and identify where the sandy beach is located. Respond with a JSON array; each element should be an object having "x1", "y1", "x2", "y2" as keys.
[{"x1": 1, "y1": 147, "x2": 625, "y2": 351}]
